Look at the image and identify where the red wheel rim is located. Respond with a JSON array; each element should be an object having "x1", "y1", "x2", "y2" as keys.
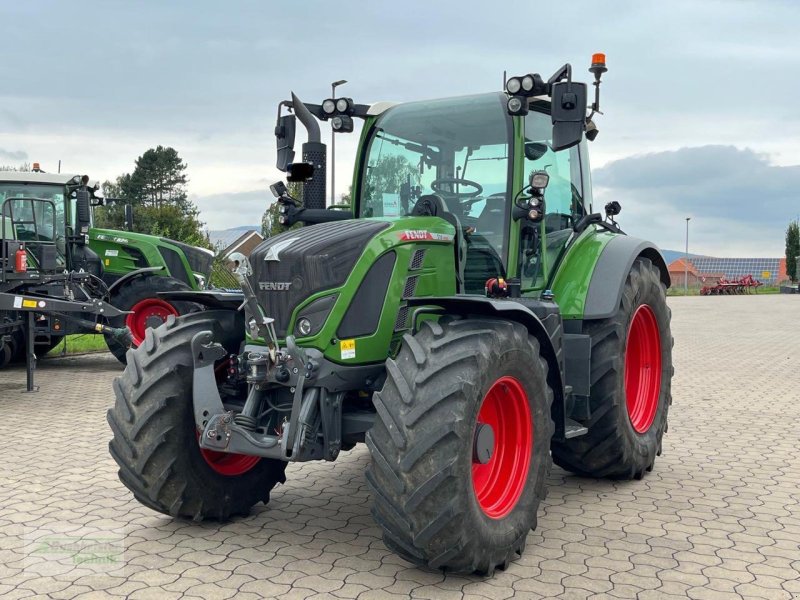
[
  {"x1": 471, "y1": 376, "x2": 532, "y2": 519},
  {"x1": 625, "y1": 304, "x2": 662, "y2": 434},
  {"x1": 196, "y1": 432, "x2": 261, "y2": 476},
  {"x1": 125, "y1": 298, "x2": 179, "y2": 346}
]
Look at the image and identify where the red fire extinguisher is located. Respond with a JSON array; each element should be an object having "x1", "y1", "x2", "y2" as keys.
[{"x1": 14, "y1": 244, "x2": 27, "y2": 273}]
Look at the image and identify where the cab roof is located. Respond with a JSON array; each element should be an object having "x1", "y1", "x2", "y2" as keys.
[{"x1": 0, "y1": 171, "x2": 100, "y2": 188}]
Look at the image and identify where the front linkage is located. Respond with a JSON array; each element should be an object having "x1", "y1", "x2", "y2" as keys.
[{"x1": 192, "y1": 255, "x2": 381, "y2": 463}]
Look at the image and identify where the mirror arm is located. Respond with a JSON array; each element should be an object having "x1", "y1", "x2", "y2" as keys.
[{"x1": 572, "y1": 212, "x2": 603, "y2": 235}]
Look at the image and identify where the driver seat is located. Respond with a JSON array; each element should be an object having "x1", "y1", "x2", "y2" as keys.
[{"x1": 411, "y1": 194, "x2": 467, "y2": 292}]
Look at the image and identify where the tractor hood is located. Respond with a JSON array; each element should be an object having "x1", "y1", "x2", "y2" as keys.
[
  {"x1": 249, "y1": 220, "x2": 391, "y2": 337},
  {"x1": 248, "y1": 217, "x2": 458, "y2": 363}
]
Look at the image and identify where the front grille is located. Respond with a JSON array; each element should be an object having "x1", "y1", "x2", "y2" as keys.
[
  {"x1": 394, "y1": 305, "x2": 409, "y2": 331},
  {"x1": 403, "y1": 275, "x2": 418, "y2": 299},
  {"x1": 409, "y1": 249, "x2": 426, "y2": 270},
  {"x1": 250, "y1": 220, "x2": 390, "y2": 337}
]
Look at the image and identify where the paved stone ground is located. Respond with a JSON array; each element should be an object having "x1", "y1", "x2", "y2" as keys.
[{"x1": 1, "y1": 295, "x2": 799, "y2": 599}]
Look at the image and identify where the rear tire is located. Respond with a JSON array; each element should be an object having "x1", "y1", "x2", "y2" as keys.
[
  {"x1": 552, "y1": 257, "x2": 673, "y2": 479},
  {"x1": 366, "y1": 318, "x2": 554, "y2": 575},
  {"x1": 105, "y1": 275, "x2": 197, "y2": 365},
  {"x1": 107, "y1": 312, "x2": 286, "y2": 520},
  {"x1": 0, "y1": 340, "x2": 13, "y2": 368}
]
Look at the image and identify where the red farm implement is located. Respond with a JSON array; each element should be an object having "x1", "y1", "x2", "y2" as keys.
[{"x1": 700, "y1": 274, "x2": 763, "y2": 295}]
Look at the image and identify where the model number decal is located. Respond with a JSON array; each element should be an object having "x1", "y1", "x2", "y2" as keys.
[{"x1": 398, "y1": 230, "x2": 454, "y2": 243}]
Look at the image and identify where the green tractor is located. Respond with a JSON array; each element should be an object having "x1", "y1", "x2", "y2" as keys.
[
  {"x1": 108, "y1": 55, "x2": 673, "y2": 574},
  {"x1": 0, "y1": 168, "x2": 213, "y2": 362}
]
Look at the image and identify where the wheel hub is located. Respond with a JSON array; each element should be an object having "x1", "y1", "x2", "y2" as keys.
[
  {"x1": 473, "y1": 423, "x2": 495, "y2": 464},
  {"x1": 125, "y1": 298, "x2": 180, "y2": 346}
]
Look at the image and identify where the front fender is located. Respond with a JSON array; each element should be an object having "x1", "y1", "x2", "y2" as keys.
[
  {"x1": 406, "y1": 295, "x2": 567, "y2": 433},
  {"x1": 106, "y1": 267, "x2": 163, "y2": 295},
  {"x1": 583, "y1": 236, "x2": 670, "y2": 320}
]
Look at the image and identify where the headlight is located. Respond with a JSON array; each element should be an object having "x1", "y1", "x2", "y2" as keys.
[
  {"x1": 322, "y1": 99, "x2": 336, "y2": 114},
  {"x1": 295, "y1": 294, "x2": 338, "y2": 338},
  {"x1": 297, "y1": 318, "x2": 312, "y2": 336},
  {"x1": 506, "y1": 77, "x2": 521, "y2": 94}
]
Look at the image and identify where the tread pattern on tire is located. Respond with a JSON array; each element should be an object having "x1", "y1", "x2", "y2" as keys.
[
  {"x1": 552, "y1": 257, "x2": 674, "y2": 479},
  {"x1": 107, "y1": 312, "x2": 286, "y2": 521},
  {"x1": 367, "y1": 317, "x2": 555, "y2": 575}
]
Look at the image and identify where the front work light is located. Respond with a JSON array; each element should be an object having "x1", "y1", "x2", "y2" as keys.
[
  {"x1": 331, "y1": 115, "x2": 354, "y2": 132},
  {"x1": 506, "y1": 77, "x2": 521, "y2": 94},
  {"x1": 507, "y1": 96, "x2": 528, "y2": 116},
  {"x1": 335, "y1": 97, "x2": 353, "y2": 114},
  {"x1": 322, "y1": 99, "x2": 336, "y2": 114},
  {"x1": 521, "y1": 75, "x2": 534, "y2": 92},
  {"x1": 530, "y1": 170, "x2": 549, "y2": 191}
]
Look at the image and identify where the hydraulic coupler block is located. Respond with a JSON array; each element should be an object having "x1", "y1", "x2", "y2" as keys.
[{"x1": 245, "y1": 352, "x2": 270, "y2": 385}]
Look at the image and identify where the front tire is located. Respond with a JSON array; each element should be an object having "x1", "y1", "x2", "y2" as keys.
[
  {"x1": 107, "y1": 312, "x2": 286, "y2": 520},
  {"x1": 366, "y1": 318, "x2": 554, "y2": 575},
  {"x1": 552, "y1": 257, "x2": 673, "y2": 479}
]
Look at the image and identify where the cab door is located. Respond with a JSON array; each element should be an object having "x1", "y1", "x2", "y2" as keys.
[{"x1": 519, "y1": 108, "x2": 590, "y2": 291}]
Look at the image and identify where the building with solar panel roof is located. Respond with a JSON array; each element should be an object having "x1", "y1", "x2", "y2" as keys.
[{"x1": 667, "y1": 257, "x2": 788, "y2": 287}]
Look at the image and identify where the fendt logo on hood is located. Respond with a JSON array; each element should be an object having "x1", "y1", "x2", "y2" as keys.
[
  {"x1": 264, "y1": 237, "x2": 298, "y2": 262},
  {"x1": 259, "y1": 281, "x2": 292, "y2": 291}
]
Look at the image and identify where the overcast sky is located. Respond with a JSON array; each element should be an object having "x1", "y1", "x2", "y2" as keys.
[{"x1": 2, "y1": 0, "x2": 798, "y2": 256}]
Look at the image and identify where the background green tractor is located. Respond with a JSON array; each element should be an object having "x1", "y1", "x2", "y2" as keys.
[
  {"x1": 108, "y1": 55, "x2": 674, "y2": 575},
  {"x1": 0, "y1": 168, "x2": 213, "y2": 362}
]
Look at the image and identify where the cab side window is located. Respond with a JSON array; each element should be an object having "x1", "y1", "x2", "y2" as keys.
[{"x1": 523, "y1": 110, "x2": 585, "y2": 231}]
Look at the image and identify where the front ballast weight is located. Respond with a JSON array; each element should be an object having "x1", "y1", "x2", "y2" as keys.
[{"x1": 191, "y1": 330, "x2": 380, "y2": 463}]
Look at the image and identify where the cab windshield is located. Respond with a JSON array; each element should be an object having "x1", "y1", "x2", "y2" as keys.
[
  {"x1": 357, "y1": 93, "x2": 512, "y2": 265},
  {"x1": 0, "y1": 183, "x2": 66, "y2": 242}
]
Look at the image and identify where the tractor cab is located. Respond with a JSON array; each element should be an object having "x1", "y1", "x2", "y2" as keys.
[
  {"x1": 272, "y1": 60, "x2": 602, "y2": 303},
  {"x1": 352, "y1": 92, "x2": 594, "y2": 294},
  {"x1": 0, "y1": 171, "x2": 103, "y2": 267}
]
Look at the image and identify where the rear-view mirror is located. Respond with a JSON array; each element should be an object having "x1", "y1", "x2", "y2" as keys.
[
  {"x1": 276, "y1": 114, "x2": 296, "y2": 172},
  {"x1": 75, "y1": 189, "x2": 91, "y2": 235},
  {"x1": 551, "y1": 81, "x2": 587, "y2": 152}
]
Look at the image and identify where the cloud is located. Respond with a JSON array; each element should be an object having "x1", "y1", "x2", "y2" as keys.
[
  {"x1": 0, "y1": 148, "x2": 28, "y2": 162},
  {"x1": 593, "y1": 145, "x2": 800, "y2": 256},
  {"x1": 191, "y1": 189, "x2": 271, "y2": 230}
]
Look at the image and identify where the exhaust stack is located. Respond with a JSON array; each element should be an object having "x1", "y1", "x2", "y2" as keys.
[{"x1": 291, "y1": 92, "x2": 327, "y2": 210}]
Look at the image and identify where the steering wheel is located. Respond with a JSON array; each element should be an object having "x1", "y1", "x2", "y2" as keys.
[{"x1": 430, "y1": 177, "x2": 483, "y2": 200}]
